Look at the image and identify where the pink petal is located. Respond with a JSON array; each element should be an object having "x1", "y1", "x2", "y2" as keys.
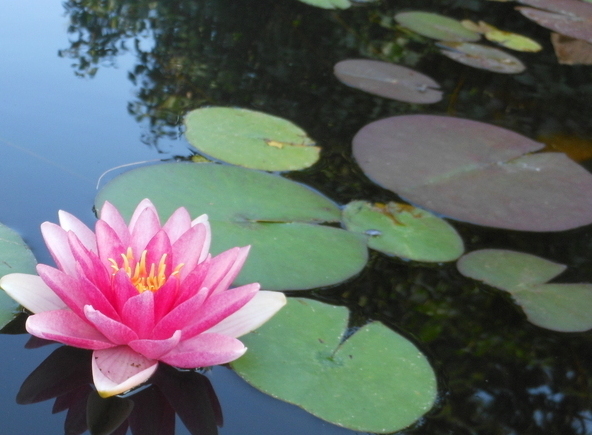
[
  {"x1": 175, "y1": 261, "x2": 211, "y2": 305},
  {"x1": 130, "y1": 207, "x2": 162, "y2": 257},
  {"x1": 128, "y1": 330, "x2": 182, "y2": 360},
  {"x1": 191, "y1": 215, "x2": 211, "y2": 263},
  {"x1": 37, "y1": 265, "x2": 118, "y2": 321},
  {"x1": 202, "y1": 246, "x2": 250, "y2": 296},
  {"x1": 151, "y1": 290, "x2": 208, "y2": 340},
  {"x1": 98, "y1": 201, "x2": 131, "y2": 248},
  {"x1": 171, "y1": 224, "x2": 208, "y2": 279},
  {"x1": 40, "y1": 222, "x2": 77, "y2": 276},
  {"x1": 206, "y1": 290, "x2": 286, "y2": 338},
  {"x1": 128, "y1": 199, "x2": 158, "y2": 230},
  {"x1": 95, "y1": 220, "x2": 127, "y2": 270},
  {"x1": 153, "y1": 276, "x2": 181, "y2": 323},
  {"x1": 58, "y1": 210, "x2": 97, "y2": 253},
  {"x1": 110, "y1": 270, "x2": 141, "y2": 314},
  {"x1": 67, "y1": 231, "x2": 111, "y2": 292},
  {"x1": 144, "y1": 230, "x2": 172, "y2": 275},
  {"x1": 92, "y1": 347, "x2": 158, "y2": 398},
  {"x1": 85, "y1": 306, "x2": 139, "y2": 345},
  {"x1": 121, "y1": 291, "x2": 155, "y2": 338},
  {"x1": 0, "y1": 273, "x2": 66, "y2": 313},
  {"x1": 26, "y1": 310, "x2": 115, "y2": 349},
  {"x1": 160, "y1": 333, "x2": 246, "y2": 368},
  {"x1": 181, "y1": 283, "x2": 259, "y2": 340},
  {"x1": 162, "y1": 207, "x2": 192, "y2": 244}
]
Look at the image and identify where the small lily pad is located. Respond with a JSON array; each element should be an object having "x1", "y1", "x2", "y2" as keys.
[
  {"x1": 461, "y1": 20, "x2": 542, "y2": 52},
  {"x1": 457, "y1": 249, "x2": 592, "y2": 332},
  {"x1": 333, "y1": 59, "x2": 442, "y2": 104},
  {"x1": 95, "y1": 163, "x2": 368, "y2": 290},
  {"x1": 185, "y1": 107, "x2": 320, "y2": 172},
  {"x1": 342, "y1": 201, "x2": 464, "y2": 262},
  {"x1": 353, "y1": 115, "x2": 592, "y2": 231},
  {"x1": 0, "y1": 223, "x2": 38, "y2": 327},
  {"x1": 395, "y1": 11, "x2": 481, "y2": 42},
  {"x1": 232, "y1": 298, "x2": 437, "y2": 433},
  {"x1": 297, "y1": 0, "x2": 351, "y2": 9},
  {"x1": 439, "y1": 42, "x2": 526, "y2": 74}
]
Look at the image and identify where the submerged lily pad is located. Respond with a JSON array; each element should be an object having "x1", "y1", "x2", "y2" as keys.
[
  {"x1": 517, "y1": 0, "x2": 592, "y2": 43},
  {"x1": 333, "y1": 59, "x2": 442, "y2": 104},
  {"x1": 457, "y1": 249, "x2": 592, "y2": 332},
  {"x1": 439, "y1": 42, "x2": 526, "y2": 73},
  {"x1": 185, "y1": 107, "x2": 320, "y2": 172},
  {"x1": 232, "y1": 298, "x2": 437, "y2": 433},
  {"x1": 395, "y1": 11, "x2": 481, "y2": 42},
  {"x1": 342, "y1": 201, "x2": 464, "y2": 262},
  {"x1": 352, "y1": 115, "x2": 592, "y2": 231},
  {"x1": 95, "y1": 163, "x2": 367, "y2": 290},
  {"x1": 0, "y1": 223, "x2": 38, "y2": 327}
]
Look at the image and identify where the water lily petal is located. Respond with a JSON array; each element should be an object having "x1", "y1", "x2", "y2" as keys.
[
  {"x1": 144, "y1": 230, "x2": 172, "y2": 275},
  {"x1": 182, "y1": 283, "x2": 259, "y2": 339},
  {"x1": 27, "y1": 310, "x2": 115, "y2": 349},
  {"x1": 58, "y1": 210, "x2": 97, "y2": 253},
  {"x1": 206, "y1": 290, "x2": 287, "y2": 337},
  {"x1": 98, "y1": 201, "x2": 131, "y2": 248},
  {"x1": 160, "y1": 333, "x2": 246, "y2": 368},
  {"x1": 151, "y1": 289, "x2": 209, "y2": 340},
  {"x1": 68, "y1": 231, "x2": 111, "y2": 292},
  {"x1": 191, "y1": 215, "x2": 211, "y2": 263},
  {"x1": 153, "y1": 276, "x2": 181, "y2": 323},
  {"x1": 0, "y1": 273, "x2": 66, "y2": 313},
  {"x1": 85, "y1": 306, "x2": 138, "y2": 345},
  {"x1": 122, "y1": 291, "x2": 155, "y2": 338},
  {"x1": 128, "y1": 199, "x2": 158, "y2": 231},
  {"x1": 95, "y1": 220, "x2": 127, "y2": 270},
  {"x1": 162, "y1": 206, "x2": 192, "y2": 244},
  {"x1": 92, "y1": 347, "x2": 158, "y2": 398},
  {"x1": 40, "y1": 222, "x2": 77, "y2": 276},
  {"x1": 129, "y1": 330, "x2": 182, "y2": 360},
  {"x1": 172, "y1": 223, "x2": 208, "y2": 279},
  {"x1": 202, "y1": 246, "x2": 250, "y2": 296},
  {"x1": 110, "y1": 270, "x2": 141, "y2": 314},
  {"x1": 130, "y1": 207, "x2": 162, "y2": 257}
]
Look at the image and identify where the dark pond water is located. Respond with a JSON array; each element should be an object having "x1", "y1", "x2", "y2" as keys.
[{"x1": 2, "y1": 0, "x2": 592, "y2": 434}]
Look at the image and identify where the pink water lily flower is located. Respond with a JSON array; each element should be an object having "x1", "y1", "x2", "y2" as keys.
[{"x1": 0, "y1": 199, "x2": 286, "y2": 397}]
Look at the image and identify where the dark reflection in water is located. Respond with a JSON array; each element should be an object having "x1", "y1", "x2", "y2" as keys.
[
  {"x1": 16, "y1": 345, "x2": 221, "y2": 435},
  {"x1": 24, "y1": 0, "x2": 592, "y2": 434}
]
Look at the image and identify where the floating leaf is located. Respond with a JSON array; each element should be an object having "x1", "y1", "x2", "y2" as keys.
[
  {"x1": 0, "y1": 223, "x2": 37, "y2": 328},
  {"x1": 352, "y1": 114, "x2": 592, "y2": 231},
  {"x1": 342, "y1": 201, "x2": 464, "y2": 262},
  {"x1": 461, "y1": 20, "x2": 542, "y2": 52},
  {"x1": 395, "y1": 11, "x2": 481, "y2": 42},
  {"x1": 517, "y1": 0, "x2": 592, "y2": 43},
  {"x1": 296, "y1": 0, "x2": 351, "y2": 8},
  {"x1": 95, "y1": 163, "x2": 367, "y2": 290},
  {"x1": 550, "y1": 33, "x2": 592, "y2": 65},
  {"x1": 457, "y1": 249, "x2": 592, "y2": 332},
  {"x1": 232, "y1": 298, "x2": 437, "y2": 433},
  {"x1": 439, "y1": 42, "x2": 526, "y2": 73},
  {"x1": 333, "y1": 59, "x2": 442, "y2": 104},
  {"x1": 185, "y1": 107, "x2": 320, "y2": 172}
]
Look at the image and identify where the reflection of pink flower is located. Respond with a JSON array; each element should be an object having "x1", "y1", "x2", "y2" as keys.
[{"x1": 1, "y1": 199, "x2": 285, "y2": 397}]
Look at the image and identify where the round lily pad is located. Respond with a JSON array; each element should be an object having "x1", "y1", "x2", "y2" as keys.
[
  {"x1": 297, "y1": 0, "x2": 351, "y2": 9},
  {"x1": 333, "y1": 59, "x2": 442, "y2": 104},
  {"x1": 95, "y1": 163, "x2": 368, "y2": 290},
  {"x1": 232, "y1": 298, "x2": 437, "y2": 433},
  {"x1": 517, "y1": 0, "x2": 592, "y2": 43},
  {"x1": 457, "y1": 249, "x2": 592, "y2": 332},
  {"x1": 439, "y1": 42, "x2": 526, "y2": 74},
  {"x1": 342, "y1": 201, "x2": 464, "y2": 262},
  {"x1": 461, "y1": 20, "x2": 542, "y2": 52},
  {"x1": 0, "y1": 223, "x2": 38, "y2": 328},
  {"x1": 185, "y1": 107, "x2": 320, "y2": 172},
  {"x1": 395, "y1": 11, "x2": 481, "y2": 42},
  {"x1": 352, "y1": 115, "x2": 592, "y2": 231}
]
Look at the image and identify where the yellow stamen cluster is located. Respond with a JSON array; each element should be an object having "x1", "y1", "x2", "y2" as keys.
[{"x1": 108, "y1": 247, "x2": 183, "y2": 293}]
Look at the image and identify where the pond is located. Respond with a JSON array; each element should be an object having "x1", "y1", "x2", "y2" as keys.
[{"x1": 1, "y1": 0, "x2": 592, "y2": 434}]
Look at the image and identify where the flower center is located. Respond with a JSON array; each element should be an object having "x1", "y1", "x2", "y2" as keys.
[{"x1": 108, "y1": 247, "x2": 183, "y2": 293}]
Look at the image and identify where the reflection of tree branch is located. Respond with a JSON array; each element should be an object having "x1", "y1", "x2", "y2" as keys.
[{"x1": 17, "y1": 346, "x2": 222, "y2": 435}]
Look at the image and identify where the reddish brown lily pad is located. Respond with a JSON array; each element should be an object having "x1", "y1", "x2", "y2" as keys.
[
  {"x1": 352, "y1": 115, "x2": 592, "y2": 231},
  {"x1": 439, "y1": 42, "x2": 526, "y2": 74},
  {"x1": 333, "y1": 59, "x2": 443, "y2": 104},
  {"x1": 517, "y1": 0, "x2": 592, "y2": 43}
]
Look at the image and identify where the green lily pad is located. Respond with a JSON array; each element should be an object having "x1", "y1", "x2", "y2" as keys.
[
  {"x1": 333, "y1": 59, "x2": 442, "y2": 104},
  {"x1": 457, "y1": 249, "x2": 592, "y2": 332},
  {"x1": 457, "y1": 249, "x2": 567, "y2": 290},
  {"x1": 297, "y1": 0, "x2": 351, "y2": 8},
  {"x1": 352, "y1": 115, "x2": 592, "y2": 231},
  {"x1": 0, "y1": 223, "x2": 38, "y2": 328},
  {"x1": 95, "y1": 163, "x2": 368, "y2": 290},
  {"x1": 395, "y1": 11, "x2": 481, "y2": 42},
  {"x1": 439, "y1": 42, "x2": 526, "y2": 74},
  {"x1": 232, "y1": 298, "x2": 437, "y2": 433},
  {"x1": 185, "y1": 107, "x2": 320, "y2": 172},
  {"x1": 342, "y1": 201, "x2": 464, "y2": 262}
]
